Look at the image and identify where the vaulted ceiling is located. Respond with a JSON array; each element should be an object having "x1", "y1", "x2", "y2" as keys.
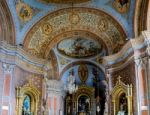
[
  {"x1": 0, "y1": 0, "x2": 150, "y2": 79},
  {"x1": 7, "y1": 0, "x2": 136, "y2": 45}
]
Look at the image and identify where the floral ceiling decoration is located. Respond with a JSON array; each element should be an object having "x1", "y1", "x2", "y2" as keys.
[{"x1": 23, "y1": 8, "x2": 127, "y2": 59}]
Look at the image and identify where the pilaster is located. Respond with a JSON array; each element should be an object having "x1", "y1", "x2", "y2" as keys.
[
  {"x1": 2, "y1": 63, "x2": 14, "y2": 115},
  {"x1": 135, "y1": 57, "x2": 149, "y2": 115},
  {"x1": 46, "y1": 80, "x2": 66, "y2": 115}
]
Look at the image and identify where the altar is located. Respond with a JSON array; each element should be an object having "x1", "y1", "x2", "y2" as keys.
[
  {"x1": 65, "y1": 85, "x2": 95, "y2": 115},
  {"x1": 79, "y1": 112, "x2": 86, "y2": 115}
]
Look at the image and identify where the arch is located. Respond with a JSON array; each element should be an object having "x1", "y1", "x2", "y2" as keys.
[
  {"x1": 134, "y1": 0, "x2": 149, "y2": 37},
  {"x1": 16, "y1": 79, "x2": 40, "y2": 115},
  {"x1": 0, "y1": 1, "x2": 15, "y2": 45},
  {"x1": 59, "y1": 61, "x2": 105, "y2": 80},
  {"x1": 23, "y1": 7, "x2": 127, "y2": 58},
  {"x1": 44, "y1": 30, "x2": 109, "y2": 58}
]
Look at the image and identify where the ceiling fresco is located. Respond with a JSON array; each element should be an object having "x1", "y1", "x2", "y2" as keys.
[
  {"x1": 38, "y1": 0, "x2": 90, "y2": 4},
  {"x1": 57, "y1": 37, "x2": 106, "y2": 58},
  {"x1": 6, "y1": 0, "x2": 135, "y2": 45}
]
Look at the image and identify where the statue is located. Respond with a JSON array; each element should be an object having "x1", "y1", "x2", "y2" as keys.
[
  {"x1": 96, "y1": 96, "x2": 101, "y2": 115},
  {"x1": 117, "y1": 93, "x2": 128, "y2": 115}
]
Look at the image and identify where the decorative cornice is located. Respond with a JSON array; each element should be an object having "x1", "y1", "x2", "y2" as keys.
[
  {"x1": 0, "y1": 41, "x2": 47, "y2": 74},
  {"x1": 103, "y1": 32, "x2": 148, "y2": 68}
]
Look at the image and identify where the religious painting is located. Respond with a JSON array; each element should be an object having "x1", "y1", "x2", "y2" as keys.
[
  {"x1": 57, "y1": 37, "x2": 102, "y2": 58},
  {"x1": 78, "y1": 95, "x2": 90, "y2": 115},
  {"x1": 16, "y1": 2, "x2": 33, "y2": 22},
  {"x1": 78, "y1": 64, "x2": 88, "y2": 83},
  {"x1": 22, "y1": 95, "x2": 31, "y2": 115},
  {"x1": 113, "y1": 0, "x2": 130, "y2": 13},
  {"x1": 117, "y1": 93, "x2": 128, "y2": 115}
]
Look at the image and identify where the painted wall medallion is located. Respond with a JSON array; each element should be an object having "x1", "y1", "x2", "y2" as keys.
[
  {"x1": 69, "y1": 13, "x2": 80, "y2": 25},
  {"x1": 78, "y1": 64, "x2": 88, "y2": 83},
  {"x1": 16, "y1": 2, "x2": 33, "y2": 22},
  {"x1": 98, "y1": 19, "x2": 108, "y2": 32},
  {"x1": 57, "y1": 37, "x2": 102, "y2": 58},
  {"x1": 42, "y1": 23, "x2": 53, "y2": 35},
  {"x1": 113, "y1": 0, "x2": 130, "y2": 13}
]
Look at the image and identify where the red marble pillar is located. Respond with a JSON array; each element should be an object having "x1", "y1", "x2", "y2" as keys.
[
  {"x1": 54, "y1": 96, "x2": 57, "y2": 115},
  {"x1": 2, "y1": 64, "x2": 14, "y2": 115},
  {"x1": 135, "y1": 58, "x2": 148, "y2": 115}
]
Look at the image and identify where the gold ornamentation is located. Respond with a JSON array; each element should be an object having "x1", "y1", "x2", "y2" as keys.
[
  {"x1": 16, "y1": 78, "x2": 40, "y2": 115},
  {"x1": 42, "y1": 23, "x2": 53, "y2": 35},
  {"x1": 98, "y1": 19, "x2": 108, "y2": 32},
  {"x1": 113, "y1": 0, "x2": 130, "y2": 13},
  {"x1": 111, "y1": 76, "x2": 133, "y2": 115},
  {"x1": 24, "y1": 8, "x2": 126, "y2": 58},
  {"x1": 78, "y1": 64, "x2": 88, "y2": 83},
  {"x1": 66, "y1": 85, "x2": 95, "y2": 114},
  {"x1": 16, "y1": 2, "x2": 33, "y2": 22},
  {"x1": 69, "y1": 13, "x2": 80, "y2": 25}
]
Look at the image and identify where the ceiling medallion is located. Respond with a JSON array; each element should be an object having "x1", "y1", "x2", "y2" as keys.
[
  {"x1": 42, "y1": 23, "x2": 53, "y2": 35},
  {"x1": 69, "y1": 13, "x2": 80, "y2": 25},
  {"x1": 113, "y1": 0, "x2": 130, "y2": 13},
  {"x1": 98, "y1": 19, "x2": 108, "y2": 32},
  {"x1": 16, "y1": 2, "x2": 33, "y2": 22},
  {"x1": 39, "y1": 0, "x2": 90, "y2": 4}
]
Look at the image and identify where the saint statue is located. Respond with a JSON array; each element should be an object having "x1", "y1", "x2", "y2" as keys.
[{"x1": 117, "y1": 93, "x2": 128, "y2": 115}]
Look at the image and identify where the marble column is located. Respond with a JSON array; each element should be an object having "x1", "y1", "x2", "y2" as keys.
[
  {"x1": 2, "y1": 63, "x2": 14, "y2": 115},
  {"x1": 46, "y1": 80, "x2": 66, "y2": 115},
  {"x1": 105, "y1": 71, "x2": 112, "y2": 115},
  {"x1": 146, "y1": 47, "x2": 150, "y2": 115},
  {"x1": 135, "y1": 57, "x2": 148, "y2": 115}
]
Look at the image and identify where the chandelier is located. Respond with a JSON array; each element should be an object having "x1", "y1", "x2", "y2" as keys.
[{"x1": 65, "y1": 69, "x2": 78, "y2": 94}]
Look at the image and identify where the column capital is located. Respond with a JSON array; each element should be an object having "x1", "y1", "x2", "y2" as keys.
[
  {"x1": 134, "y1": 57, "x2": 148, "y2": 68},
  {"x1": 2, "y1": 63, "x2": 14, "y2": 73}
]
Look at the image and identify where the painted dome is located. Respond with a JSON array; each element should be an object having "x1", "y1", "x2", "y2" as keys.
[{"x1": 57, "y1": 37, "x2": 106, "y2": 58}]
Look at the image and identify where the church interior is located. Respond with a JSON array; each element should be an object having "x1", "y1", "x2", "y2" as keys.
[{"x1": 0, "y1": 0, "x2": 150, "y2": 115}]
